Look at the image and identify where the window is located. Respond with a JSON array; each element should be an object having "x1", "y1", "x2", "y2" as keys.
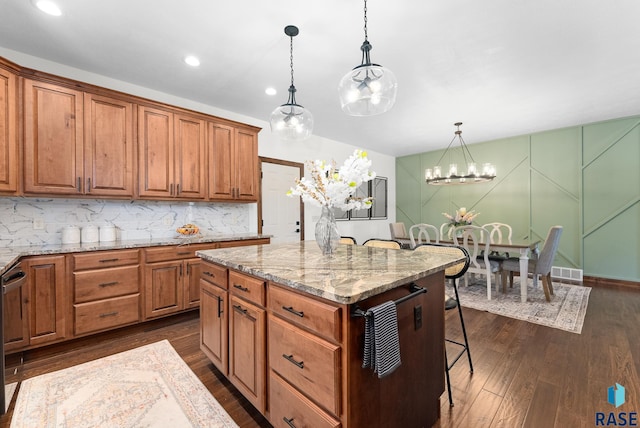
[{"x1": 336, "y1": 176, "x2": 387, "y2": 221}]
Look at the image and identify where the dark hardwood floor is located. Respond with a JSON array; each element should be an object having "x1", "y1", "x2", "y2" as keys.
[{"x1": 1, "y1": 280, "x2": 638, "y2": 428}]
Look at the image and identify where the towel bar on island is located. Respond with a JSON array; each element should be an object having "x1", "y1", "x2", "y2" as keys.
[{"x1": 350, "y1": 283, "x2": 427, "y2": 318}]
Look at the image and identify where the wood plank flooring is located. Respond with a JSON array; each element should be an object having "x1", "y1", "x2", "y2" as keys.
[{"x1": 1, "y1": 280, "x2": 638, "y2": 428}]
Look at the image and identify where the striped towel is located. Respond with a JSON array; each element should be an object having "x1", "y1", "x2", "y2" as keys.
[{"x1": 362, "y1": 301, "x2": 402, "y2": 378}]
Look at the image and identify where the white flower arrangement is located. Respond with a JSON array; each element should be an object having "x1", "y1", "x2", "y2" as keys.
[
  {"x1": 442, "y1": 207, "x2": 480, "y2": 227},
  {"x1": 287, "y1": 149, "x2": 376, "y2": 210}
]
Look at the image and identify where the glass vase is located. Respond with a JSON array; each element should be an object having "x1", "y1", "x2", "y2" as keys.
[{"x1": 315, "y1": 205, "x2": 340, "y2": 255}]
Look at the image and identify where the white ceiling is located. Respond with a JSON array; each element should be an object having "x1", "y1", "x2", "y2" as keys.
[{"x1": 2, "y1": 0, "x2": 640, "y2": 156}]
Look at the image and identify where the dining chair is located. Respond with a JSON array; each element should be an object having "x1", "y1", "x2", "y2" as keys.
[
  {"x1": 362, "y1": 238, "x2": 402, "y2": 249},
  {"x1": 408, "y1": 223, "x2": 439, "y2": 248},
  {"x1": 501, "y1": 226, "x2": 563, "y2": 302},
  {"x1": 440, "y1": 222, "x2": 454, "y2": 241},
  {"x1": 453, "y1": 225, "x2": 502, "y2": 300},
  {"x1": 481, "y1": 222, "x2": 513, "y2": 259},
  {"x1": 413, "y1": 243, "x2": 472, "y2": 407},
  {"x1": 388, "y1": 222, "x2": 412, "y2": 248},
  {"x1": 339, "y1": 236, "x2": 357, "y2": 245}
]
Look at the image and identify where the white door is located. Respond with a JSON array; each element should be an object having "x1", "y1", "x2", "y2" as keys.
[{"x1": 261, "y1": 161, "x2": 302, "y2": 244}]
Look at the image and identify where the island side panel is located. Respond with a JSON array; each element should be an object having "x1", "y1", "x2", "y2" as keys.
[{"x1": 345, "y1": 271, "x2": 445, "y2": 428}]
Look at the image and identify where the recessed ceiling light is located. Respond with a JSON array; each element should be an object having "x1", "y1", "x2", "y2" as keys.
[
  {"x1": 184, "y1": 56, "x2": 200, "y2": 67},
  {"x1": 265, "y1": 87, "x2": 277, "y2": 96},
  {"x1": 33, "y1": 0, "x2": 62, "y2": 16}
]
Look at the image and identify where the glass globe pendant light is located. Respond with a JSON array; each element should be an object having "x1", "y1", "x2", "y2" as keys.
[
  {"x1": 338, "y1": 0, "x2": 397, "y2": 116},
  {"x1": 270, "y1": 25, "x2": 313, "y2": 141}
]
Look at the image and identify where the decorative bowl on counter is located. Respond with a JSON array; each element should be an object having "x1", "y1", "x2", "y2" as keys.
[{"x1": 176, "y1": 223, "x2": 200, "y2": 236}]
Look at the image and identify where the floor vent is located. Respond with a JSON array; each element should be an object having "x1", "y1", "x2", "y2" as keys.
[{"x1": 551, "y1": 266, "x2": 583, "y2": 282}]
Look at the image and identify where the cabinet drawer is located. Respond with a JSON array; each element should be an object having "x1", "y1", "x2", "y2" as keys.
[
  {"x1": 269, "y1": 316, "x2": 341, "y2": 416},
  {"x1": 73, "y1": 249, "x2": 139, "y2": 270},
  {"x1": 145, "y1": 243, "x2": 217, "y2": 263},
  {"x1": 270, "y1": 372, "x2": 341, "y2": 428},
  {"x1": 200, "y1": 261, "x2": 228, "y2": 289},
  {"x1": 269, "y1": 285, "x2": 341, "y2": 342},
  {"x1": 74, "y1": 294, "x2": 140, "y2": 335},
  {"x1": 229, "y1": 270, "x2": 265, "y2": 306},
  {"x1": 74, "y1": 265, "x2": 140, "y2": 303}
]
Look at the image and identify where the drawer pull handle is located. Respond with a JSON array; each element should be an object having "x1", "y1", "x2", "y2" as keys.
[
  {"x1": 99, "y1": 258, "x2": 119, "y2": 263},
  {"x1": 233, "y1": 304, "x2": 247, "y2": 315},
  {"x1": 282, "y1": 306, "x2": 304, "y2": 318},
  {"x1": 203, "y1": 271, "x2": 215, "y2": 278},
  {"x1": 99, "y1": 281, "x2": 119, "y2": 287},
  {"x1": 233, "y1": 284, "x2": 249, "y2": 292},
  {"x1": 283, "y1": 417, "x2": 296, "y2": 428},
  {"x1": 282, "y1": 354, "x2": 304, "y2": 369},
  {"x1": 99, "y1": 311, "x2": 118, "y2": 318}
]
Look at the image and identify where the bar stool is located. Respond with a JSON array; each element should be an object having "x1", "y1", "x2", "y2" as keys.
[{"x1": 414, "y1": 243, "x2": 472, "y2": 407}]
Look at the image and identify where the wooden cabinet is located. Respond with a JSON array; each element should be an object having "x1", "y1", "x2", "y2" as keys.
[
  {"x1": 144, "y1": 243, "x2": 215, "y2": 318},
  {"x1": 200, "y1": 261, "x2": 228, "y2": 374},
  {"x1": 208, "y1": 122, "x2": 259, "y2": 202},
  {"x1": 22, "y1": 255, "x2": 68, "y2": 347},
  {"x1": 23, "y1": 79, "x2": 135, "y2": 197},
  {"x1": 0, "y1": 62, "x2": 18, "y2": 194},
  {"x1": 83, "y1": 93, "x2": 135, "y2": 196},
  {"x1": 138, "y1": 106, "x2": 206, "y2": 200},
  {"x1": 23, "y1": 79, "x2": 84, "y2": 195},
  {"x1": 71, "y1": 249, "x2": 141, "y2": 336}
]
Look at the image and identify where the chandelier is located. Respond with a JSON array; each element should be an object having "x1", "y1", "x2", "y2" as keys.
[
  {"x1": 425, "y1": 122, "x2": 496, "y2": 185},
  {"x1": 270, "y1": 25, "x2": 314, "y2": 141},
  {"x1": 338, "y1": 0, "x2": 397, "y2": 116}
]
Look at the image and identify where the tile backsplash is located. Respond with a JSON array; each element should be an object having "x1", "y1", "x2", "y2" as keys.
[{"x1": 0, "y1": 197, "x2": 252, "y2": 247}]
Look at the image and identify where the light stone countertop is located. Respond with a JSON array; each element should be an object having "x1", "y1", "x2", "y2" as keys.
[
  {"x1": 0, "y1": 233, "x2": 270, "y2": 276},
  {"x1": 197, "y1": 241, "x2": 464, "y2": 304}
]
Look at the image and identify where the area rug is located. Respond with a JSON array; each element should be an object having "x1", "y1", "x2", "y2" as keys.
[
  {"x1": 447, "y1": 277, "x2": 591, "y2": 334},
  {"x1": 11, "y1": 340, "x2": 238, "y2": 428}
]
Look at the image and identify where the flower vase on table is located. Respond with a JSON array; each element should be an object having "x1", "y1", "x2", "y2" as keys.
[
  {"x1": 315, "y1": 205, "x2": 340, "y2": 255},
  {"x1": 287, "y1": 149, "x2": 377, "y2": 256}
]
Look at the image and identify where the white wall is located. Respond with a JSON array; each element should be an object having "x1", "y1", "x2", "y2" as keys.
[{"x1": 0, "y1": 47, "x2": 396, "y2": 245}]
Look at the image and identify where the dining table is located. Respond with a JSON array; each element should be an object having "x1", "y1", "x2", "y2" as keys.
[{"x1": 439, "y1": 238, "x2": 539, "y2": 303}]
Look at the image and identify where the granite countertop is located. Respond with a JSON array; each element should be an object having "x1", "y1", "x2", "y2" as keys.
[
  {"x1": 0, "y1": 233, "x2": 270, "y2": 276},
  {"x1": 197, "y1": 241, "x2": 464, "y2": 304}
]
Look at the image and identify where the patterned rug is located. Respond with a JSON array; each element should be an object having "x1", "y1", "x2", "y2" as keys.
[
  {"x1": 446, "y1": 277, "x2": 591, "y2": 334},
  {"x1": 11, "y1": 340, "x2": 238, "y2": 427}
]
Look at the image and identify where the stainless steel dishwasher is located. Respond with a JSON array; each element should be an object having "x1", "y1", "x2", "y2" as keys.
[{"x1": 1, "y1": 262, "x2": 27, "y2": 414}]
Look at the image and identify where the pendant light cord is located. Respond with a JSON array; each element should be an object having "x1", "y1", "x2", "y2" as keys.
[
  {"x1": 363, "y1": 0, "x2": 368, "y2": 42},
  {"x1": 289, "y1": 34, "x2": 295, "y2": 87}
]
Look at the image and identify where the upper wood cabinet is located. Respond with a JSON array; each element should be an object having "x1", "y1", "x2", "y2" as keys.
[
  {"x1": 83, "y1": 93, "x2": 135, "y2": 197},
  {"x1": 138, "y1": 106, "x2": 206, "y2": 200},
  {"x1": 23, "y1": 79, "x2": 135, "y2": 197},
  {"x1": 23, "y1": 79, "x2": 84, "y2": 195},
  {"x1": 0, "y1": 64, "x2": 18, "y2": 194},
  {"x1": 208, "y1": 122, "x2": 259, "y2": 202}
]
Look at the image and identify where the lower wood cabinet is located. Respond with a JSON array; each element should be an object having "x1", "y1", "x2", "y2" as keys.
[
  {"x1": 5, "y1": 255, "x2": 69, "y2": 350},
  {"x1": 200, "y1": 280, "x2": 228, "y2": 374}
]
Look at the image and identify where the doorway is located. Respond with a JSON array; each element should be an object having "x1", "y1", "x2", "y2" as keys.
[{"x1": 259, "y1": 158, "x2": 304, "y2": 244}]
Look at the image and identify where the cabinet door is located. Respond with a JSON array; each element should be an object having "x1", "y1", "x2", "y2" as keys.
[
  {"x1": 144, "y1": 260, "x2": 183, "y2": 318},
  {"x1": 184, "y1": 258, "x2": 201, "y2": 309},
  {"x1": 0, "y1": 66, "x2": 17, "y2": 193},
  {"x1": 23, "y1": 79, "x2": 84, "y2": 194},
  {"x1": 3, "y1": 276, "x2": 29, "y2": 351},
  {"x1": 23, "y1": 255, "x2": 67, "y2": 346},
  {"x1": 208, "y1": 122, "x2": 234, "y2": 200},
  {"x1": 235, "y1": 128, "x2": 259, "y2": 201},
  {"x1": 138, "y1": 105, "x2": 174, "y2": 198},
  {"x1": 84, "y1": 93, "x2": 134, "y2": 196},
  {"x1": 174, "y1": 114, "x2": 206, "y2": 199},
  {"x1": 228, "y1": 295, "x2": 266, "y2": 413},
  {"x1": 200, "y1": 281, "x2": 228, "y2": 374}
]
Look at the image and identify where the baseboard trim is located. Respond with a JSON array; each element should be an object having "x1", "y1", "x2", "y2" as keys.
[{"x1": 583, "y1": 275, "x2": 640, "y2": 289}]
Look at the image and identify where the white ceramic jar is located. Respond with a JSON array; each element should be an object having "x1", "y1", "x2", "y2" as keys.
[
  {"x1": 61, "y1": 226, "x2": 81, "y2": 244},
  {"x1": 81, "y1": 225, "x2": 99, "y2": 243},
  {"x1": 99, "y1": 225, "x2": 117, "y2": 242}
]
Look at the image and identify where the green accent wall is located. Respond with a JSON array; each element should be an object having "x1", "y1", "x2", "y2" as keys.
[{"x1": 396, "y1": 115, "x2": 640, "y2": 282}]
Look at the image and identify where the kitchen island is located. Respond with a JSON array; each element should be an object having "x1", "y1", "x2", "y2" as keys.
[{"x1": 197, "y1": 241, "x2": 464, "y2": 428}]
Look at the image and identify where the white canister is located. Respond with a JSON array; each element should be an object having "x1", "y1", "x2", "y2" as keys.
[
  {"x1": 99, "y1": 225, "x2": 117, "y2": 242},
  {"x1": 81, "y1": 225, "x2": 99, "y2": 243},
  {"x1": 61, "y1": 226, "x2": 81, "y2": 245}
]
